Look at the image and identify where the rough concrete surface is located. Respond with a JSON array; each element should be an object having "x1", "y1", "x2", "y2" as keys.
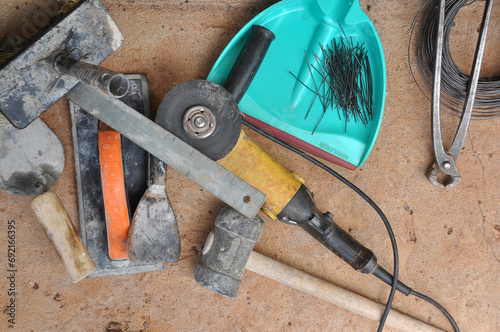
[{"x1": 0, "y1": 0, "x2": 498, "y2": 331}]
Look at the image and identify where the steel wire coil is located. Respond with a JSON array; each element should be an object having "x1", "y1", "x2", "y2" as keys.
[{"x1": 410, "y1": 0, "x2": 500, "y2": 119}]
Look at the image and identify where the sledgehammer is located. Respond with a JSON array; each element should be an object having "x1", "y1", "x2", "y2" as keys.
[{"x1": 195, "y1": 208, "x2": 443, "y2": 332}]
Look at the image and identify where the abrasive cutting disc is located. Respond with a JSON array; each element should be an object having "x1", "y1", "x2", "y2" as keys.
[{"x1": 156, "y1": 80, "x2": 242, "y2": 161}]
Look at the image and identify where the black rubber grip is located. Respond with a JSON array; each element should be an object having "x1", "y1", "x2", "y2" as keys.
[
  {"x1": 277, "y1": 185, "x2": 375, "y2": 271},
  {"x1": 299, "y1": 215, "x2": 376, "y2": 271},
  {"x1": 224, "y1": 25, "x2": 276, "y2": 104}
]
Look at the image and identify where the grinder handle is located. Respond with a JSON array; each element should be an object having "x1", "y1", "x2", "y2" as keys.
[
  {"x1": 300, "y1": 213, "x2": 412, "y2": 296},
  {"x1": 279, "y1": 185, "x2": 413, "y2": 295},
  {"x1": 224, "y1": 25, "x2": 276, "y2": 104},
  {"x1": 31, "y1": 191, "x2": 96, "y2": 283}
]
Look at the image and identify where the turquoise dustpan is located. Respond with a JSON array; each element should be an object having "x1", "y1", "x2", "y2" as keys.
[{"x1": 208, "y1": 0, "x2": 385, "y2": 169}]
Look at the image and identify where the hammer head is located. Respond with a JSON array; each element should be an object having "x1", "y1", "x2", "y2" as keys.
[
  {"x1": 0, "y1": 0, "x2": 123, "y2": 128},
  {"x1": 194, "y1": 207, "x2": 265, "y2": 298}
]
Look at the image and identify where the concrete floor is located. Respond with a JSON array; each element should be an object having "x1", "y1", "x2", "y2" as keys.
[{"x1": 0, "y1": 0, "x2": 499, "y2": 331}]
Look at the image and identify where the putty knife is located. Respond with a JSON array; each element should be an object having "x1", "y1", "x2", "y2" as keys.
[{"x1": 128, "y1": 151, "x2": 181, "y2": 264}]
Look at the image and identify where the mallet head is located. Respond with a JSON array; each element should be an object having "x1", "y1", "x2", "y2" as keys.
[{"x1": 194, "y1": 207, "x2": 265, "y2": 298}]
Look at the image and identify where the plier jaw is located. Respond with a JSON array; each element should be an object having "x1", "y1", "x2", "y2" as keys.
[{"x1": 427, "y1": 162, "x2": 461, "y2": 188}]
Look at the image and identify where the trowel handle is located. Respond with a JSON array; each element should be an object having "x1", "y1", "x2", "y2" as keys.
[
  {"x1": 30, "y1": 191, "x2": 96, "y2": 283},
  {"x1": 224, "y1": 25, "x2": 275, "y2": 104},
  {"x1": 149, "y1": 154, "x2": 167, "y2": 187},
  {"x1": 52, "y1": 52, "x2": 130, "y2": 98}
]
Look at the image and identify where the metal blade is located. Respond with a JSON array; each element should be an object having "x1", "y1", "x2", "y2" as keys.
[{"x1": 0, "y1": 114, "x2": 64, "y2": 195}]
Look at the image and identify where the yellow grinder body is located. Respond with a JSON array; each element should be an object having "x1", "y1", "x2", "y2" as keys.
[{"x1": 218, "y1": 130, "x2": 303, "y2": 219}]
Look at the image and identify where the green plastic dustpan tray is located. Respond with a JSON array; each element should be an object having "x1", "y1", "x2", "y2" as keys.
[{"x1": 208, "y1": 0, "x2": 385, "y2": 169}]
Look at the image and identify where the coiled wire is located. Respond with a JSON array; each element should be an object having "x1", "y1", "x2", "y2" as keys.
[{"x1": 409, "y1": 0, "x2": 500, "y2": 119}]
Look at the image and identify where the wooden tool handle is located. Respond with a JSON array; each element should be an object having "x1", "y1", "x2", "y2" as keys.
[
  {"x1": 246, "y1": 252, "x2": 444, "y2": 332},
  {"x1": 31, "y1": 191, "x2": 96, "y2": 283}
]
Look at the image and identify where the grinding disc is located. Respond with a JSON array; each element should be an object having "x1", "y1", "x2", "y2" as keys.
[{"x1": 156, "y1": 80, "x2": 242, "y2": 161}]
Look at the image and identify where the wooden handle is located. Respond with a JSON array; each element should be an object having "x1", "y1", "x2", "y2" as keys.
[
  {"x1": 246, "y1": 252, "x2": 444, "y2": 332},
  {"x1": 31, "y1": 191, "x2": 96, "y2": 283}
]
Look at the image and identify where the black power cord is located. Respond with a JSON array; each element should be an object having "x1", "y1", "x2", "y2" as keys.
[
  {"x1": 410, "y1": 290, "x2": 460, "y2": 331},
  {"x1": 243, "y1": 119, "x2": 460, "y2": 331}
]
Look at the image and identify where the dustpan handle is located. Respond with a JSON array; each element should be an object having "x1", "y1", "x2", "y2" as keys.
[{"x1": 224, "y1": 25, "x2": 275, "y2": 104}]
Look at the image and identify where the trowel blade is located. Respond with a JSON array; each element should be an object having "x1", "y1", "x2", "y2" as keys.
[
  {"x1": 0, "y1": 115, "x2": 64, "y2": 196},
  {"x1": 0, "y1": 0, "x2": 123, "y2": 129}
]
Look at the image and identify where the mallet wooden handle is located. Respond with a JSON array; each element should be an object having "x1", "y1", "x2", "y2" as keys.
[
  {"x1": 246, "y1": 251, "x2": 444, "y2": 332},
  {"x1": 31, "y1": 191, "x2": 96, "y2": 283}
]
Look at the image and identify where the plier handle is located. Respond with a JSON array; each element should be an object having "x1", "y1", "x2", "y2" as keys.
[{"x1": 428, "y1": 0, "x2": 494, "y2": 188}]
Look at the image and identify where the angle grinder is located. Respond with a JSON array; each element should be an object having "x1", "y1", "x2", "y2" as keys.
[{"x1": 155, "y1": 25, "x2": 411, "y2": 296}]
